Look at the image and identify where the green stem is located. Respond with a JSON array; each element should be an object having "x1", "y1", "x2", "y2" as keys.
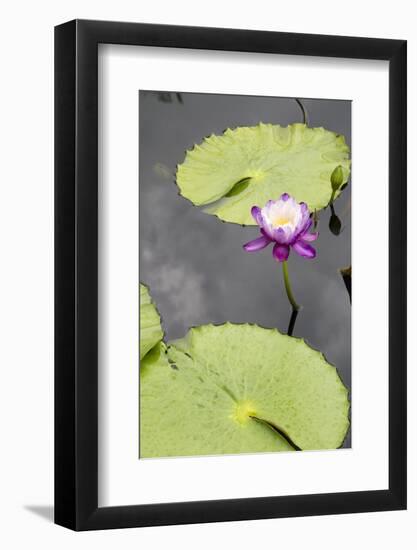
[{"x1": 282, "y1": 261, "x2": 300, "y2": 311}]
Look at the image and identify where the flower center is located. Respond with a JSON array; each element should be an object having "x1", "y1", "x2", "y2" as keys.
[{"x1": 270, "y1": 213, "x2": 297, "y2": 229}]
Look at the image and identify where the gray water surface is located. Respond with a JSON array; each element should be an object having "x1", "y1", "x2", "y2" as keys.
[{"x1": 139, "y1": 91, "x2": 351, "y2": 448}]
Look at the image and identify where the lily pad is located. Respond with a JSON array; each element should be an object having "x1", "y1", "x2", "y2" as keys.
[
  {"x1": 140, "y1": 323, "x2": 349, "y2": 458},
  {"x1": 140, "y1": 283, "x2": 163, "y2": 360},
  {"x1": 176, "y1": 123, "x2": 350, "y2": 225}
]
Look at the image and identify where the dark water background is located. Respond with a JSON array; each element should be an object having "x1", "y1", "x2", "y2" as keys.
[{"x1": 139, "y1": 91, "x2": 351, "y2": 448}]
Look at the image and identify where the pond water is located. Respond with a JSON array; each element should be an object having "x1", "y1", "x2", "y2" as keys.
[{"x1": 139, "y1": 91, "x2": 351, "y2": 448}]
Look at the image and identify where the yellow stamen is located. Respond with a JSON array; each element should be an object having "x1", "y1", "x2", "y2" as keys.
[{"x1": 271, "y1": 216, "x2": 292, "y2": 228}]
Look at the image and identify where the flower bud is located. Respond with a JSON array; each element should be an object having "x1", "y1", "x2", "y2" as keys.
[{"x1": 330, "y1": 165, "x2": 344, "y2": 192}]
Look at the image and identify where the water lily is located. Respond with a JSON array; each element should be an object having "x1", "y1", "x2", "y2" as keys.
[{"x1": 243, "y1": 193, "x2": 318, "y2": 262}]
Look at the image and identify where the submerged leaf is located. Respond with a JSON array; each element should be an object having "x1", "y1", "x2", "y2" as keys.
[
  {"x1": 176, "y1": 123, "x2": 350, "y2": 225},
  {"x1": 339, "y1": 266, "x2": 352, "y2": 302},
  {"x1": 329, "y1": 212, "x2": 342, "y2": 235},
  {"x1": 140, "y1": 283, "x2": 163, "y2": 359},
  {"x1": 140, "y1": 323, "x2": 349, "y2": 458}
]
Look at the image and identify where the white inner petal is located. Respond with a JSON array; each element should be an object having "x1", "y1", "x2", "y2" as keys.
[{"x1": 263, "y1": 199, "x2": 302, "y2": 232}]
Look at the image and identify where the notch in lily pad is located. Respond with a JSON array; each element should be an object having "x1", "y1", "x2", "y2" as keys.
[{"x1": 225, "y1": 177, "x2": 252, "y2": 197}]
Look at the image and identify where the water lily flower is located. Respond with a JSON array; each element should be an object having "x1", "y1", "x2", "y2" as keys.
[{"x1": 243, "y1": 193, "x2": 318, "y2": 262}]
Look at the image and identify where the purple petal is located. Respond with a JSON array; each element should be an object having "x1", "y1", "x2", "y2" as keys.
[
  {"x1": 272, "y1": 243, "x2": 290, "y2": 262},
  {"x1": 280, "y1": 193, "x2": 290, "y2": 201},
  {"x1": 293, "y1": 217, "x2": 312, "y2": 242},
  {"x1": 292, "y1": 240, "x2": 316, "y2": 259},
  {"x1": 273, "y1": 226, "x2": 289, "y2": 244},
  {"x1": 261, "y1": 224, "x2": 276, "y2": 240},
  {"x1": 301, "y1": 217, "x2": 313, "y2": 232},
  {"x1": 243, "y1": 235, "x2": 271, "y2": 252},
  {"x1": 301, "y1": 231, "x2": 319, "y2": 242},
  {"x1": 251, "y1": 206, "x2": 263, "y2": 227}
]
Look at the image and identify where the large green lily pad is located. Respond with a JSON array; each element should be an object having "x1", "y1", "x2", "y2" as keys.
[
  {"x1": 140, "y1": 323, "x2": 349, "y2": 458},
  {"x1": 176, "y1": 123, "x2": 350, "y2": 225},
  {"x1": 140, "y1": 283, "x2": 163, "y2": 360}
]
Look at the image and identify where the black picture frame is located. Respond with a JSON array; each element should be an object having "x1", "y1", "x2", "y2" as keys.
[{"x1": 55, "y1": 19, "x2": 407, "y2": 531}]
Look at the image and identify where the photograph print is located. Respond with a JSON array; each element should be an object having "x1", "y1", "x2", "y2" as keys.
[{"x1": 138, "y1": 91, "x2": 351, "y2": 459}]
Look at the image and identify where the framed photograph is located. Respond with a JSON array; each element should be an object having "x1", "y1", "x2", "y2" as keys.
[{"x1": 55, "y1": 20, "x2": 407, "y2": 530}]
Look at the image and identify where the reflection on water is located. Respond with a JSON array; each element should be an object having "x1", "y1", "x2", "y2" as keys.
[{"x1": 139, "y1": 91, "x2": 352, "y2": 448}]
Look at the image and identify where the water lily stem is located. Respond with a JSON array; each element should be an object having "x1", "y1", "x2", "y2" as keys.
[
  {"x1": 295, "y1": 98, "x2": 309, "y2": 126},
  {"x1": 282, "y1": 261, "x2": 300, "y2": 312},
  {"x1": 287, "y1": 308, "x2": 299, "y2": 337}
]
